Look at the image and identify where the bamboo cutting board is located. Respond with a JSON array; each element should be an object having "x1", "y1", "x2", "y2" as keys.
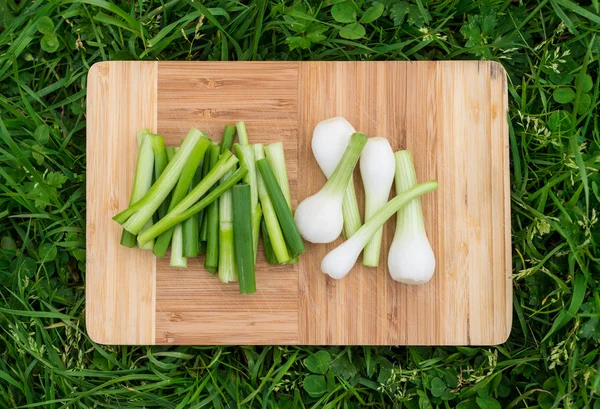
[{"x1": 86, "y1": 61, "x2": 511, "y2": 345}]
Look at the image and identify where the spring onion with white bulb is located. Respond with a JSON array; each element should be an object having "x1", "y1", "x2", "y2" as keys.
[
  {"x1": 321, "y1": 180, "x2": 438, "y2": 279},
  {"x1": 360, "y1": 137, "x2": 395, "y2": 267},
  {"x1": 388, "y1": 150, "x2": 436, "y2": 284},
  {"x1": 312, "y1": 117, "x2": 362, "y2": 238},
  {"x1": 295, "y1": 132, "x2": 367, "y2": 243}
]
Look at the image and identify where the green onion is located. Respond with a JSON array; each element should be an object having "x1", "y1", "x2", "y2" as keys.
[
  {"x1": 120, "y1": 130, "x2": 155, "y2": 248},
  {"x1": 150, "y1": 133, "x2": 168, "y2": 219},
  {"x1": 153, "y1": 136, "x2": 211, "y2": 257},
  {"x1": 218, "y1": 169, "x2": 236, "y2": 283},
  {"x1": 182, "y1": 182, "x2": 200, "y2": 257},
  {"x1": 165, "y1": 147, "x2": 176, "y2": 161},
  {"x1": 204, "y1": 144, "x2": 222, "y2": 274},
  {"x1": 236, "y1": 121, "x2": 249, "y2": 145},
  {"x1": 254, "y1": 144, "x2": 290, "y2": 263},
  {"x1": 261, "y1": 219, "x2": 278, "y2": 264},
  {"x1": 221, "y1": 124, "x2": 236, "y2": 153},
  {"x1": 264, "y1": 142, "x2": 292, "y2": 208},
  {"x1": 264, "y1": 142, "x2": 298, "y2": 263},
  {"x1": 256, "y1": 158, "x2": 305, "y2": 258},
  {"x1": 234, "y1": 143, "x2": 260, "y2": 258},
  {"x1": 114, "y1": 128, "x2": 204, "y2": 234},
  {"x1": 138, "y1": 152, "x2": 242, "y2": 246},
  {"x1": 170, "y1": 224, "x2": 187, "y2": 268},
  {"x1": 232, "y1": 184, "x2": 256, "y2": 294},
  {"x1": 198, "y1": 145, "x2": 214, "y2": 243}
]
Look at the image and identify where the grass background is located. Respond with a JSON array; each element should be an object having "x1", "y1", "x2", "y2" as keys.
[{"x1": 0, "y1": 0, "x2": 599, "y2": 407}]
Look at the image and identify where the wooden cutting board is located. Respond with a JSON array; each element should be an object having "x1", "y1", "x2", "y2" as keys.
[{"x1": 86, "y1": 61, "x2": 511, "y2": 345}]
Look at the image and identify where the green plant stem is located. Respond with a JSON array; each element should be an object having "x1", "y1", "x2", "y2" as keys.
[
  {"x1": 170, "y1": 224, "x2": 187, "y2": 268},
  {"x1": 254, "y1": 144, "x2": 290, "y2": 263},
  {"x1": 256, "y1": 158, "x2": 305, "y2": 258},
  {"x1": 221, "y1": 124, "x2": 236, "y2": 153},
  {"x1": 323, "y1": 132, "x2": 367, "y2": 197},
  {"x1": 153, "y1": 136, "x2": 211, "y2": 257},
  {"x1": 138, "y1": 160, "x2": 246, "y2": 246},
  {"x1": 233, "y1": 184, "x2": 256, "y2": 294},
  {"x1": 120, "y1": 130, "x2": 155, "y2": 249},
  {"x1": 204, "y1": 144, "x2": 222, "y2": 274},
  {"x1": 114, "y1": 128, "x2": 204, "y2": 233}
]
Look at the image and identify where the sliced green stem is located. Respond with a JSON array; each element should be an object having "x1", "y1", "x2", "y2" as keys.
[
  {"x1": 150, "y1": 133, "x2": 169, "y2": 219},
  {"x1": 254, "y1": 144, "x2": 290, "y2": 263},
  {"x1": 138, "y1": 162, "x2": 247, "y2": 246},
  {"x1": 199, "y1": 145, "x2": 214, "y2": 242},
  {"x1": 120, "y1": 130, "x2": 155, "y2": 248},
  {"x1": 153, "y1": 136, "x2": 210, "y2": 257},
  {"x1": 261, "y1": 220, "x2": 278, "y2": 264},
  {"x1": 219, "y1": 170, "x2": 237, "y2": 283},
  {"x1": 221, "y1": 124, "x2": 236, "y2": 153},
  {"x1": 114, "y1": 128, "x2": 204, "y2": 233},
  {"x1": 236, "y1": 121, "x2": 249, "y2": 145},
  {"x1": 256, "y1": 158, "x2": 305, "y2": 258},
  {"x1": 182, "y1": 184, "x2": 199, "y2": 257},
  {"x1": 233, "y1": 184, "x2": 256, "y2": 294},
  {"x1": 204, "y1": 144, "x2": 222, "y2": 274},
  {"x1": 170, "y1": 224, "x2": 187, "y2": 268}
]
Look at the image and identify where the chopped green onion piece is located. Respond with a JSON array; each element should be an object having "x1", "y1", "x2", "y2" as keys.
[
  {"x1": 264, "y1": 142, "x2": 292, "y2": 208},
  {"x1": 236, "y1": 121, "x2": 249, "y2": 145},
  {"x1": 256, "y1": 158, "x2": 305, "y2": 258},
  {"x1": 153, "y1": 136, "x2": 210, "y2": 257},
  {"x1": 150, "y1": 133, "x2": 168, "y2": 219},
  {"x1": 254, "y1": 144, "x2": 290, "y2": 263},
  {"x1": 165, "y1": 147, "x2": 176, "y2": 161},
  {"x1": 198, "y1": 145, "x2": 214, "y2": 242},
  {"x1": 204, "y1": 144, "x2": 222, "y2": 274},
  {"x1": 114, "y1": 128, "x2": 204, "y2": 233},
  {"x1": 234, "y1": 143, "x2": 260, "y2": 258},
  {"x1": 170, "y1": 224, "x2": 187, "y2": 268},
  {"x1": 233, "y1": 184, "x2": 256, "y2": 294},
  {"x1": 138, "y1": 154, "x2": 243, "y2": 246},
  {"x1": 120, "y1": 130, "x2": 155, "y2": 248},
  {"x1": 218, "y1": 169, "x2": 237, "y2": 283},
  {"x1": 261, "y1": 219, "x2": 278, "y2": 264},
  {"x1": 221, "y1": 125, "x2": 236, "y2": 153},
  {"x1": 182, "y1": 183, "x2": 199, "y2": 257}
]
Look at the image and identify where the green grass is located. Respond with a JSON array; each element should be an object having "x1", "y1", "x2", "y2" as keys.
[{"x1": 1, "y1": 0, "x2": 599, "y2": 407}]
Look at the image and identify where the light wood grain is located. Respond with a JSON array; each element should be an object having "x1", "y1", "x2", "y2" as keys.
[
  {"x1": 86, "y1": 61, "x2": 158, "y2": 344},
  {"x1": 87, "y1": 61, "x2": 511, "y2": 345}
]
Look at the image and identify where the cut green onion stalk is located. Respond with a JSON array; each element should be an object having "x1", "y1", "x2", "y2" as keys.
[
  {"x1": 236, "y1": 121, "x2": 249, "y2": 145},
  {"x1": 120, "y1": 130, "x2": 155, "y2": 248},
  {"x1": 234, "y1": 143, "x2": 260, "y2": 258},
  {"x1": 254, "y1": 144, "x2": 290, "y2": 263},
  {"x1": 261, "y1": 219, "x2": 278, "y2": 264},
  {"x1": 150, "y1": 133, "x2": 169, "y2": 219},
  {"x1": 321, "y1": 181, "x2": 438, "y2": 280},
  {"x1": 256, "y1": 158, "x2": 305, "y2": 258},
  {"x1": 311, "y1": 117, "x2": 362, "y2": 238},
  {"x1": 388, "y1": 151, "x2": 436, "y2": 285},
  {"x1": 114, "y1": 128, "x2": 204, "y2": 234},
  {"x1": 199, "y1": 145, "x2": 214, "y2": 243},
  {"x1": 170, "y1": 224, "x2": 187, "y2": 268},
  {"x1": 294, "y1": 132, "x2": 367, "y2": 244},
  {"x1": 221, "y1": 125, "x2": 236, "y2": 153},
  {"x1": 218, "y1": 172, "x2": 236, "y2": 283},
  {"x1": 204, "y1": 144, "x2": 221, "y2": 274},
  {"x1": 137, "y1": 154, "x2": 244, "y2": 246},
  {"x1": 182, "y1": 182, "x2": 200, "y2": 257},
  {"x1": 153, "y1": 136, "x2": 211, "y2": 257},
  {"x1": 360, "y1": 137, "x2": 395, "y2": 267},
  {"x1": 165, "y1": 147, "x2": 176, "y2": 161},
  {"x1": 232, "y1": 184, "x2": 256, "y2": 294},
  {"x1": 264, "y1": 142, "x2": 298, "y2": 263}
]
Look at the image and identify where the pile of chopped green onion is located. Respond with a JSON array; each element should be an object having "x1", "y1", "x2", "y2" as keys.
[{"x1": 113, "y1": 124, "x2": 305, "y2": 294}]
